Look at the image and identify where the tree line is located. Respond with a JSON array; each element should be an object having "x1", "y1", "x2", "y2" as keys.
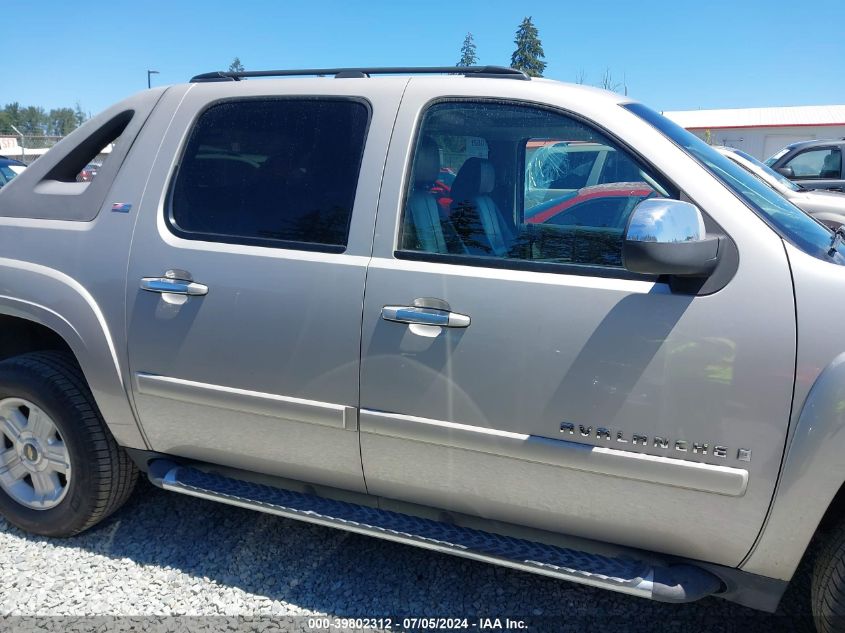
[{"x1": 0, "y1": 103, "x2": 88, "y2": 137}]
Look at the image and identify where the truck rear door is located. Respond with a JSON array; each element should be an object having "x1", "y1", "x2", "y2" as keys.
[{"x1": 125, "y1": 78, "x2": 406, "y2": 492}]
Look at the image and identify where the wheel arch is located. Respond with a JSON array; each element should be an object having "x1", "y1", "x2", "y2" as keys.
[
  {"x1": 743, "y1": 350, "x2": 845, "y2": 580},
  {"x1": 0, "y1": 258, "x2": 147, "y2": 450}
]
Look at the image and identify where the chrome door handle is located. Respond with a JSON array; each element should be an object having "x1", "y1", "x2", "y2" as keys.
[
  {"x1": 140, "y1": 277, "x2": 208, "y2": 296},
  {"x1": 381, "y1": 305, "x2": 470, "y2": 328}
]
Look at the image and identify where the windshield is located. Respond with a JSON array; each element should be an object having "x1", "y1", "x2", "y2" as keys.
[
  {"x1": 0, "y1": 165, "x2": 17, "y2": 187},
  {"x1": 765, "y1": 147, "x2": 790, "y2": 166},
  {"x1": 624, "y1": 103, "x2": 845, "y2": 264},
  {"x1": 730, "y1": 148, "x2": 802, "y2": 192}
]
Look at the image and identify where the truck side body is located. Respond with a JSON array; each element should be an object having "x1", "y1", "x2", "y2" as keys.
[{"x1": 1, "y1": 74, "x2": 844, "y2": 612}]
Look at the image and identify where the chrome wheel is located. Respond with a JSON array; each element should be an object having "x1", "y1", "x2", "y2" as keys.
[{"x1": 0, "y1": 397, "x2": 71, "y2": 510}]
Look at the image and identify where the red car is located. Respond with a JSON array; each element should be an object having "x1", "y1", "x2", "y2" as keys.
[
  {"x1": 77, "y1": 163, "x2": 101, "y2": 182},
  {"x1": 525, "y1": 182, "x2": 655, "y2": 226}
]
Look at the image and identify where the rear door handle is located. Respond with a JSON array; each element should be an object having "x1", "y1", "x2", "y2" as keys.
[
  {"x1": 140, "y1": 277, "x2": 208, "y2": 296},
  {"x1": 381, "y1": 305, "x2": 470, "y2": 328}
]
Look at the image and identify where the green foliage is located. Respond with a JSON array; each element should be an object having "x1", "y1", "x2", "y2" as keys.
[
  {"x1": 18, "y1": 106, "x2": 46, "y2": 135},
  {"x1": 0, "y1": 102, "x2": 87, "y2": 136},
  {"x1": 458, "y1": 32, "x2": 478, "y2": 66},
  {"x1": 228, "y1": 57, "x2": 245, "y2": 73},
  {"x1": 47, "y1": 108, "x2": 78, "y2": 136},
  {"x1": 0, "y1": 110, "x2": 13, "y2": 135},
  {"x1": 510, "y1": 16, "x2": 546, "y2": 77},
  {"x1": 74, "y1": 103, "x2": 87, "y2": 127}
]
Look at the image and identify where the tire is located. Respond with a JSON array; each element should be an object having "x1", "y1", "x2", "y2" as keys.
[
  {"x1": 0, "y1": 350, "x2": 137, "y2": 536},
  {"x1": 813, "y1": 521, "x2": 845, "y2": 633}
]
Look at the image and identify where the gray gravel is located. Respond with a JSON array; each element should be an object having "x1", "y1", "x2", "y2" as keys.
[{"x1": 0, "y1": 479, "x2": 815, "y2": 632}]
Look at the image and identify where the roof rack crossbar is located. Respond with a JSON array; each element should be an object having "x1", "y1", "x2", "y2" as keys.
[{"x1": 190, "y1": 66, "x2": 530, "y2": 83}]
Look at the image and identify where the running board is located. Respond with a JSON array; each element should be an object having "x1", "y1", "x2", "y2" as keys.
[{"x1": 147, "y1": 460, "x2": 722, "y2": 603}]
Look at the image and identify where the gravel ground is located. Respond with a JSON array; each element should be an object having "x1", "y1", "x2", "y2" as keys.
[{"x1": 0, "y1": 479, "x2": 817, "y2": 632}]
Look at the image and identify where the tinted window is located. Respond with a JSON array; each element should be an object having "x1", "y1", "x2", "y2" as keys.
[
  {"x1": 0, "y1": 165, "x2": 15, "y2": 186},
  {"x1": 170, "y1": 99, "x2": 369, "y2": 251},
  {"x1": 785, "y1": 147, "x2": 842, "y2": 179},
  {"x1": 399, "y1": 101, "x2": 671, "y2": 271},
  {"x1": 625, "y1": 103, "x2": 845, "y2": 264},
  {"x1": 765, "y1": 147, "x2": 791, "y2": 166}
]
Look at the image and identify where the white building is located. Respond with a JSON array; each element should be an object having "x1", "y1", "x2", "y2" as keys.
[
  {"x1": 663, "y1": 105, "x2": 845, "y2": 161},
  {"x1": 0, "y1": 135, "x2": 113, "y2": 165}
]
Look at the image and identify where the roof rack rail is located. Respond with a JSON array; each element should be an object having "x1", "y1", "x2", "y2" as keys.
[{"x1": 190, "y1": 65, "x2": 530, "y2": 83}]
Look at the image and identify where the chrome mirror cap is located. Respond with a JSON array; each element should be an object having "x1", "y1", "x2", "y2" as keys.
[
  {"x1": 622, "y1": 198, "x2": 721, "y2": 279},
  {"x1": 625, "y1": 198, "x2": 707, "y2": 244}
]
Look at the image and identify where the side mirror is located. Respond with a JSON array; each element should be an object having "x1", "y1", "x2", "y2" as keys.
[
  {"x1": 623, "y1": 198, "x2": 720, "y2": 277},
  {"x1": 775, "y1": 166, "x2": 795, "y2": 178}
]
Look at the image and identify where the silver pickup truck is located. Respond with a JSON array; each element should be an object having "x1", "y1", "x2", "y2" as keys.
[{"x1": 1, "y1": 66, "x2": 845, "y2": 630}]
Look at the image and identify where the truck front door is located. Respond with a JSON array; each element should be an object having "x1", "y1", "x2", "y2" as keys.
[{"x1": 358, "y1": 82, "x2": 796, "y2": 566}]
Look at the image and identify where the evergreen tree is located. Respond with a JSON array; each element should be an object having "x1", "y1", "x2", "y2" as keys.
[
  {"x1": 457, "y1": 32, "x2": 478, "y2": 66},
  {"x1": 510, "y1": 17, "x2": 546, "y2": 77},
  {"x1": 228, "y1": 57, "x2": 245, "y2": 73},
  {"x1": 74, "y1": 102, "x2": 87, "y2": 127}
]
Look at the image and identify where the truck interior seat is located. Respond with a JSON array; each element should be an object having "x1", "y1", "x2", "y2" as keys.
[{"x1": 449, "y1": 157, "x2": 514, "y2": 257}]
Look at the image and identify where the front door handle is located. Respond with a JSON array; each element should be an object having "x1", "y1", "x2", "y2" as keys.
[
  {"x1": 381, "y1": 305, "x2": 470, "y2": 328},
  {"x1": 140, "y1": 277, "x2": 208, "y2": 296}
]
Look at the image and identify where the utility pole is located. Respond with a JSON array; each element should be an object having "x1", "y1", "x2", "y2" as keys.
[{"x1": 147, "y1": 70, "x2": 160, "y2": 89}]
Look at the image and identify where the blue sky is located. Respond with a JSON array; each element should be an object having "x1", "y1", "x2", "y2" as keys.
[{"x1": 4, "y1": 0, "x2": 844, "y2": 117}]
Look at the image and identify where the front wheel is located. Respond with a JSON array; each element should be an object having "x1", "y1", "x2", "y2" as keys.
[
  {"x1": 0, "y1": 351, "x2": 137, "y2": 536},
  {"x1": 813, "y1": 520, "x2": 845, "y2": 633}
]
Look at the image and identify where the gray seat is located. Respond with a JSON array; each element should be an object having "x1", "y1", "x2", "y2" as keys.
[
  {"x1": 821, "y1": 152, "x2": 841, "y2": 179},
  {"x1": 449, "y1": 158, "x2": 513, "y2": 257},
  {"x1": 405, "y1": 137, "x2": 449, "y2": 253}
]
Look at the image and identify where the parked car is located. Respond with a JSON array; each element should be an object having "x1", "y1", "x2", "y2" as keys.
[
  {"x1": 76, "y1": 163, "x2": 101, "y2": 182},
  {"x1": 4, "y1": 66, "x2": 845, "y2": 630},
  {"x1": 717, "y1": 146, "x2": 845, "y2": 228},
  {"x1": 765, "y1": 139, "x2": 845, "y2": 193},
  {"x1": 0, "y1": 157, "x2": 26, "y2": 189},
  {"x1": 525, "y1": 182, "x2": 655, "y2": 225}
]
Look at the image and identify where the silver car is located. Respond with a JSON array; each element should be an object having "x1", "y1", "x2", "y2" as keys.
[{"x1": 717, "y1": 145, "x2": 845, "y2": 228}]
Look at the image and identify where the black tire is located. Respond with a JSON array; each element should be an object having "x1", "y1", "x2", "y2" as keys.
[
  {"x1": 0, "y1": 350, "x2": 137, "y2": 536},
  {"x1": 813, "y1": 521, "x2": 845, "y2": 633}
]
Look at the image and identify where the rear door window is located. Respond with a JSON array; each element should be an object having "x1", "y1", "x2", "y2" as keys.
[{"x1": 169, "y1": 98, "x2": 370, "y2": 251}]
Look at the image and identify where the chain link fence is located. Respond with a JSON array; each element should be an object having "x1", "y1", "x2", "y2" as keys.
[{"x1": 0, "y1": 134, "x2": 64, "y2": 164}]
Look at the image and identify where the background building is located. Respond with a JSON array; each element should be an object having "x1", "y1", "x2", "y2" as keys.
[{"x1": 664, "y1": 105, "x2": 845, "y2": 161}]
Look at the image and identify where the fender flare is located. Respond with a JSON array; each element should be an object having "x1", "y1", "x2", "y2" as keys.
[
  {"x1": 0, "y1": 256, "x2": 147, "y2": 449},
  {"x1": 742, "y1": 351, "x2": 845, "y2": 579}
]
